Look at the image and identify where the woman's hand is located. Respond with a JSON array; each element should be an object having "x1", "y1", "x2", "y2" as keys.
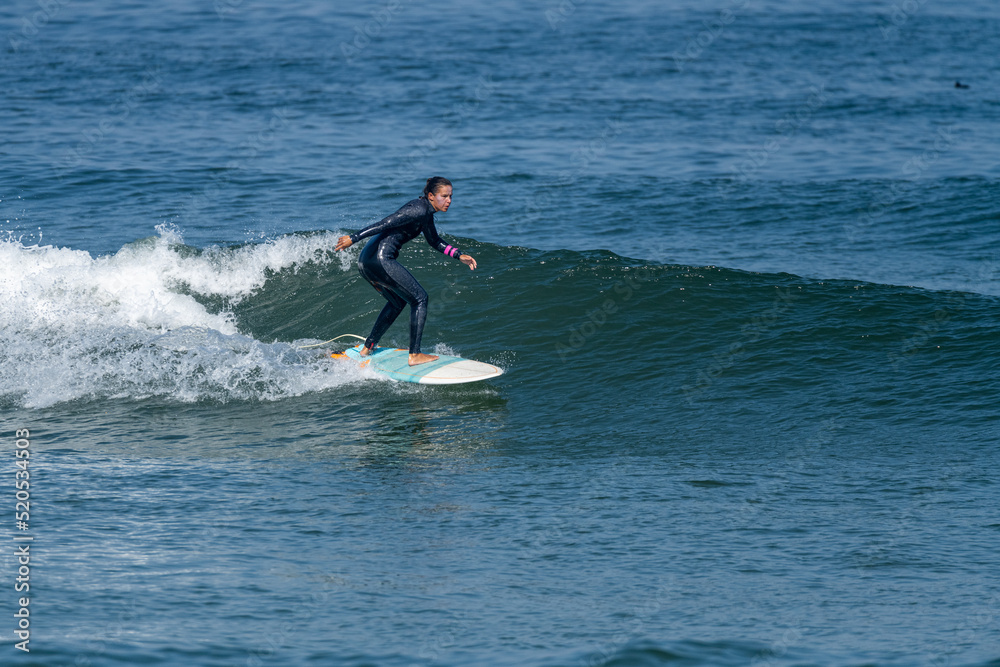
[
  {"x1": 334, "y1": 235, "x2": 353, "y2": 252},
  {"x1": 459, "y1": 254, "x2": 477, "y2": 270}
]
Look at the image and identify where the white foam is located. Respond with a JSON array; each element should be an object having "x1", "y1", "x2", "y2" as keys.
[
  {"x1": 431, "y1": 342, "x2": 459, "y2": 358},
  {"x1": 0, "y1": 227, "x2": 362, "y2": 408}
]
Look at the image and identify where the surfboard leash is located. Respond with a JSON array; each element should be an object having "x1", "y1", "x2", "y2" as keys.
[{"x1": 297, "y1": 333, "x2": 366, "y2": 350}]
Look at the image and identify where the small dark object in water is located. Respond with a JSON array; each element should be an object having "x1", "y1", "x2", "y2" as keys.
[{"x1": 955, "y1": 81, "x2": 970, "y2": 89}]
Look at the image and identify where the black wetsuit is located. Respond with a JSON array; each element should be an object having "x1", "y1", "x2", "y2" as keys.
[{"x1": 348, "y1": 196, "x2": 464, "y2": 354}]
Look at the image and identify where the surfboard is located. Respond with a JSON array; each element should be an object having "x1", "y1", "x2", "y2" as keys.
[{"x1": 331, "y1": 345, "x2": 503, "y2": 385}]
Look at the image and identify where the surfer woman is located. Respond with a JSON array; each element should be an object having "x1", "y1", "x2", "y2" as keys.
[{"x1": 334, "y1": 177, "x2": 477, "y2": 366}]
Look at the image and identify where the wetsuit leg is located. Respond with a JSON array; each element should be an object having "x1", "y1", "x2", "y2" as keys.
[
  {"x1": 363, "y1": 287, "x2": 407, "y2": 351},
  {"x1": 358, "y1": 250, "x2": 429, "y2": 354},
  {"x1": 381, "y1": 259, "x2": 429, "y2": 354}
]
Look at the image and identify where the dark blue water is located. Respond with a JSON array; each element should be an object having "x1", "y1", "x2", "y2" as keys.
[{"x1": 2, "y1": 1, "x2": 999, "y2": 665}]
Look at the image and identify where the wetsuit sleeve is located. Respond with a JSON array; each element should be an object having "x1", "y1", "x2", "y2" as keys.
[
  {"x1": 422, "y1": 218, "x2": 463, "y2": 259},
  {"x1": 348, "y1": 201, "x2": 421, "y2": 245}
]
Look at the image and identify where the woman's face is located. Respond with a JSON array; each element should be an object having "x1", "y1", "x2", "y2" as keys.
[{"x1": 427, "y1": 186, "x2": 452, "y2": 212}]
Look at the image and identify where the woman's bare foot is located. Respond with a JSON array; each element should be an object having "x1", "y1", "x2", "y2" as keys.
[
  {"x1": 359, "y1": 345, "x2": 372, "y2": 357},
  {"x1": 408, "y1": 352, "x2": 439, "y2": 366}
]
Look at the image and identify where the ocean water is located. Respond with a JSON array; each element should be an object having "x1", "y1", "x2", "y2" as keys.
[{"x1": 2, "y1": 1, "x2": 999, "y2": 665}]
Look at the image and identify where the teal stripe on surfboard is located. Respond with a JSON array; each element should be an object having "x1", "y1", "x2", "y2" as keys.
[{"x1": 341, "y1": 345, "x2": 503, "y2": 385}]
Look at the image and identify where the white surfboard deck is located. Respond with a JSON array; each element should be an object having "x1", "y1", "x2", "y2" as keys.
[{"x1": 331, "y1": 345, "x2": 503, "y2": 385}]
